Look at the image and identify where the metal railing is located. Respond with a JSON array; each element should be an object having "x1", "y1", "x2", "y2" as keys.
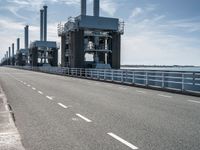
[{"x1": 12, "y1": 66, "x2": 200, "y2": 96}]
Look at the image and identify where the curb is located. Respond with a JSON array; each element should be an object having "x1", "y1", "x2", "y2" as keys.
[{"x1": 0, "y1": 86, "x2": 25, "y2": 150}]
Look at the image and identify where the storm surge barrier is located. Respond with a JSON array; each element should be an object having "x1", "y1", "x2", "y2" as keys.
[{"x1": 12, "y1": 66, "x2": 200, "y2": 96}]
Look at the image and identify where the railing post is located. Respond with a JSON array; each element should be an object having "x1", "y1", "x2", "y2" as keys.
[
  {"x1": 182, "y1": 73, "x2": 185, "y2": 91},
  {"x1": 86, "y1": 69, "x2": 87, "y2": 78},
  {"x1": 97, "y1": 70, "x2": 100, "y2": 79},
  {"x1": 67, "y1": 68, "x2": 69, "y2": 75},
  {"x1": 112, "y1": 70, "x2": 114, "y2": 81},
  {"x1": 162, "y1": 72, "x2": 165, "y2": 88},
  {"x1": 104, "y1": 70, "x2": 106, "y2": 80},
  {"x1": 193, "y1": 73, "x2": 195, "y2": 85},
  {"x1": 125, "y1": 70, "x2": 128, "y2": 83},
  {"x1": 80, "y1": 68, "x2": 82, "y2": 77},
  {"x1": 145, "y1": 72, "x2": 148, "y2": 86},
  {"x1": 121, "y1": 71, "x2": 123, "y2": 83},
  {"x1": 91, "y1": 70, "x2": 93, "y2": 79},
  {"x1": 132, "y1": 71, "x2": 135, "y2": 84}
]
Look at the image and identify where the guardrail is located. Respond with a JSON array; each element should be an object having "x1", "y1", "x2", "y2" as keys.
[{"x1": 11, "y1": 66, "x2": 200, "y2": 96}]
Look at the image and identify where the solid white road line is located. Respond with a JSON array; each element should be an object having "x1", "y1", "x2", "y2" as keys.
[
  {"x1": 58, "y1": 103, "x2": 68, "y2": 109},
  {"x1": 105, "y1": 84, "x2": 112, "y2": 87},
  {"x1": 107, "y1": 133, "x2": 138, "y2": 150},
  {"x1": 38, "y1": 91, "x2": 43, "y2": 95},
  {"x1": 188, "y1": 100, "x2": 200, "y2": 104},
  {"x1": 158, "y1": 94, "x2": 172, "y2": 98},
  {"x1": 76, "y1": 114, "x2": 92, "y2": 122},
  {"x1": 46, "y1": 96, "x2": 53, "y2": 100},
  {"x1": 136, "y1": 90, "x2": 146, "y2": 94},
  {"x1": 32, "y1": 87, "x2": 36, "y2": 90},
  {"x1": 118, "y1": 87, "x2": 127, "y2": 90}
]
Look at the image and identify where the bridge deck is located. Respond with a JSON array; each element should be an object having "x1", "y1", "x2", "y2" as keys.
[{"x1": 0, "y1": 67, "x2": 199, "y2": 150}]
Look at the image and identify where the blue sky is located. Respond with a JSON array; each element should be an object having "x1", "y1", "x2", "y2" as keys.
[{"x1": 0, "y1": 0, "x2": 200, "y2": 65}]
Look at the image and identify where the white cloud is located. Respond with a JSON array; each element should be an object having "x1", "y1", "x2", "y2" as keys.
[
  {"x1": 130, "y1": 7, "x2": 143, "y2": 18},
  {"x1": 101, "y1": 0, "x2": 118, "y2": 16},
  {"x1": 0, "y1": 18, "x2": 25, "y2": 30},
  {"x1": 122, "y1": 12, "x2": 200, "y2": 65},
  {"x1": 129, "y1": 4, "x2": 157, "y2": 19}
]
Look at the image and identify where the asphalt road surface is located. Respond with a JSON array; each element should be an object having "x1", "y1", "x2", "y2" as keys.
[{"x1": 0, "y1": 67, "x2": 200, "y2": 150}]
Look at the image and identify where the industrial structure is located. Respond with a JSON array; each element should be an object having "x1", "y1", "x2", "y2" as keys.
[
  {"x1": 29, "y1": 6, "x2": 59, "y2": 67},
  {"x1": 1, "y1": 45, "x2": 16, "y2": 66},
  {"x1": 15, "y1": 26, "x2": 29, "y2": 66},
  {"x1": 58, "y1": 0, "x2": 124, "y2": 69},
  {"x1": 1, "y1": 1, "x2": 124, "y2": 69}
]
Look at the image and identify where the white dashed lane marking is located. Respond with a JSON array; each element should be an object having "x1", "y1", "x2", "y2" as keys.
[
  {"x1": 107, "y1": 133, "x2": 138, "y2": 150},
  {"x1": 32, "y1": 87, "x2": 36, "y2": 90},
  {"x1": 38, "y1": 91, "x2": 43, "y2": 95},
  {"x1": 76, "y1": 114, "x2": 92, "y2": 123},
  {"x1": 58, "y1": 103, "x2": 68, "y2": 109},
  {"x1": 188, "y1": 100, "x2": 200, "y2": 104},
  {"x1": 46, "y1": 96, "x2": 53, "y2": 100}
]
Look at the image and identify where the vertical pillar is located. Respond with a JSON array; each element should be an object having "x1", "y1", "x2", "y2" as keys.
[
  {"x1": 6, "y1": 51, "x2": 8, "y2": 65},
  {"x1": 81, "y1": 0, "x2": 87, "y2": 16},
  {"x1": 12, "y1": 43, "x2": 15, "y2": 65},
  {"x1": 61, "y1": 36, "x2": 66, "y2": 67},
  {"x1": 43, "y1": 5, "x2": 48, "y2": 41},
  {"x1": 24, "y1": 25, "x2": 29, "y2": 51},
  {"x1": 93, "y1": 0, "x2": 100, "y2": 17},
  {"x1": 112, "y1": 32, "x2": 121, "y2": 69},
  {"x1": 17, "y1": 38, "x2": 20, "y2": 51},
  {"x1": 8, "y1": 47, "x2": 11, "y2": 65},
  {"x1": 40, "y1": 9, "x2": 44, "y2": 41}
]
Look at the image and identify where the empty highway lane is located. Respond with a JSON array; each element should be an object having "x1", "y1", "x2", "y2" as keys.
[{"x1": 0, "y1": 67, "x2": 200, "y2": 150}]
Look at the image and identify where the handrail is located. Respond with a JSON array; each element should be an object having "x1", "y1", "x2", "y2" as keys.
[{"x1": 9, "y1": 66, "x2": 200, "y2": 96}]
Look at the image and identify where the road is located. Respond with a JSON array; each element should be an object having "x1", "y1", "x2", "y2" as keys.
[{"x1": 0, "y1": 67, "x2": 200, "y2": 150}]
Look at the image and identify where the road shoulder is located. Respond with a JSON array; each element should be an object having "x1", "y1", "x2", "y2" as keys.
[{"x1": 0, "y1": 85, "x2": 25, "y2": 150}]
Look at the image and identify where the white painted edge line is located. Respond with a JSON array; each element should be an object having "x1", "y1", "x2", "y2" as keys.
[
  {"x1": 188, "y1": 100, "x2": 200, "y2": 104},
  {"x1": 118, "y1": 87, "x2": 127, "y2": 90},
  {"x1": 32, "y1": 87, "x2": 36, "y2": 90},
  {"x1": 76, "y1": 114, "x2": 92, "y2": 122},
  {"x1": 105, "y1": 84, "x2": 112, "y2": 87},
  {"x1": 136, "y1": 90, "x2": 146, "y2": 94},
  {"x1": 46, "y1": 96, "x2": 53, "y2": 100},
  {"x1": 107, "y1": 133, "x2": 138, "y2": 150},
  {"x1": 58, "y1": 103, "x2": 68, "y2": 109},
  {"x1": 38, "y1": 91, "x2": 43, "y2": 95},
  {"x1": 158, "y1": 94, "x2": 172, "y2": 98}
]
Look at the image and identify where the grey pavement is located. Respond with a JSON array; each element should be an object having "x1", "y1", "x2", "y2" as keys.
[
  {"x1": 0, "y1": 67, "x2": 200, "y2": 150},
  {"x1": 0, "y1": 81, "x2": 25, "y2": 150}
]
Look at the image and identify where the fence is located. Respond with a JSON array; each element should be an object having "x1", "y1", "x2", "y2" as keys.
[{"x1": 12, "y1": 66, "x2": 200, "y2": 96}]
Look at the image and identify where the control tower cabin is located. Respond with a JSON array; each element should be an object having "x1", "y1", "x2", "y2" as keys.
[{"x1": 58, "y1": 0, "x2": 124, "y2": 69}]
